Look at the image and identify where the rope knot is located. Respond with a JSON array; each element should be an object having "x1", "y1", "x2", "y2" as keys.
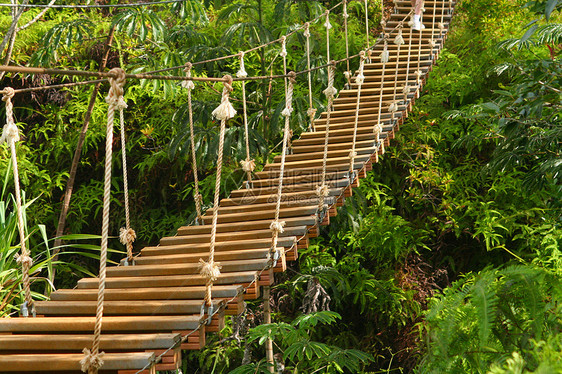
[
  {"x1": 380, "y1": 46, "x2": 389, "y2": 64},
  {"x1": 324, "y1": 11, "x2": 332, "y2": 30},
  {"x1": 119, "y1": 227, "x2": 136, "y2": 246},
  {"x1": 429, "y1": 39, "x2": 437, "y2": 48},
  {"x1": 80, "y1": 348, "x2": 105, "y2": 373},
  {"x1": 194, "y1": 192, "x2": 203, "y2": 205},
  {"x1": 394, "y1": 31, "x2": 405, "y2": 45},
  {"x1": 270, "y1": 220, "x2": 286, "y2": 234},
  {"x1": 106, "y1": 68, "x2": 127, "y2": 110},
  {"x1": 237, "y1": 51, "x2": 247, "y2": 78},
  {"x1": 374, "y1": 123, "x2": 383, "y2": 134},
  {"x1": 388, "y1": 102, "x2": 399, "y2": 112},
  {"x1": 182, "y1": 62, "x2": 196, "y2": 90},
  {"x1": 1, "y1": 87, "x2": 20, "y2": 145},
  {"x1": 303, "y1": 22, "x2": 311, "y2": 37},
  {"x1": 14, "y1": 253, "x2": 33, "y2": 267},
  {"x1": 316, "y1": 184, "x2": 330, "y2": 197},
  {"x1": 280, "y1": 36, "x2": 287, "y2": 57},
  {"x1": 199, "y1": 259, "x2": 222, "y2": 282},
  {"x1": 2, "y1": 87, "x2": 15, "y2": 101},
  {"x1": 307, "y1": 107, "x2": 317, "y2": 118},
  {"x1": 348, "y1": 150, "x2": 357, "y2": 160},
  {"x1": 240, "y1": 159, "x2": 255, "y2": 172},
  {"x1": 287, "y1": 71, "x2": 297, "y2": 84},
  {"x1": 438, "y1": 22, "x2": 445, "y2": 31},
  {"x1": 212, "y1": 75, "x2": 237, "y2": 121}
]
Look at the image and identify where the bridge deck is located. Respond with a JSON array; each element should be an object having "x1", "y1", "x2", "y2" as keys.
[{"x1": 0, "y1": 1, "x2": 456, "y2": 372}]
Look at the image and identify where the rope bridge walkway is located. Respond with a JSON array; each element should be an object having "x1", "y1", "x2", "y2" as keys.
[{"x1": 0, "y1": 0, "x2": 456, "y2": 372}]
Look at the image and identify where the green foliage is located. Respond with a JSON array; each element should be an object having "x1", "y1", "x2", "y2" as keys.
[
  {"x1": 418, "y1": 266, "x2": 562, "y2": 373},
  {"x1": 232, "y1": 311, "x2": 373, "y2": 374}
]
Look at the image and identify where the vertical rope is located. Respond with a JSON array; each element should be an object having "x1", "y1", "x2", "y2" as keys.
[
  {"x1": 1, "y1": 88, "x2": 33, "y2": 317},
  {"x1": 390, "y1": 23, "x2": 404, "y2": 123},
  {"x1": 415, "y1": 2, "x2": 425, "y2": 97},
  {"x1": 317, "y1": 63, "x2": 337, "y2": 215},
  {"x1": 304, "y1": 23, "x2": 316, "y2": 132},
  {"x1": 200, "y1": 75, "x2": 236, "y2": 308},
  {"x1": 280, "y1": 36, "x2": 288, "y2": 97},
  {"x1": 343, "y1": 0, "x2": 351, "y2": 87},
  {"x1": 81, "y1": 67, "x2": 126, "y2": 374},
  {"x1": 182, "y1": 63, "x2": 204, "y2": 224},
  {"x1": 349, "y1": 51, "x2": 366, "y2": 177},
  {"x1": 270, "y1": 72, "x2": 296, "y2": 261},
  {"x1": 364, "y1": 0, "x2": 370, "y2": 47},
  {"x1": 237, "y1": 52, "x2": 254, "y2": 186},
  {"x1": 403, "y1": 17, "x2": 414, "y2": 108},
  {"x1": 324, "y1": 10, "x2": 331, "y2": 63},
  {"x1": 118, "y1": 90, "x2": 135, "y2": 265},
  {"x1": 439, "y1": 0, "x2": 446, "y2": 36},
  {"x1": 375, "y1": 37, "x2": 389, "y2": 145},
  {"x1": 185, "y1": 73, "x2": 202, "y2": 222},
  {"x1": 429, "y1": 0, "x2": 437, "y2": 60}
]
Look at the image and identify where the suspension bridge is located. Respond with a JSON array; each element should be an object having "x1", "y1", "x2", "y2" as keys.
[{"x1": 0, "y1": 0, "x2": 455, "y2": 372}]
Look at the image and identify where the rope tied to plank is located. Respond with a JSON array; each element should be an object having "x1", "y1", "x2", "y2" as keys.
[
  {"x1": 183, "y1": 63, "x2": 204, "y2": 224},
  {"x1": 349, "y1": 50, "x2": 367, "y2": 177},
  {"x1": 304, "y1": 22, "x2": 317, "y2": 132},
  {"x1": 269, "y1": 71, "x2": 296, "y2": 263},
  {"x1": 317, "y1": 62, "x2": 336, "y2": 216},
  {"x1": 1, "y1": 87, "x2": 34, "y2": 317},
  {"x1": 82, "y1": 67, "x2": 126, "y2": 374},
  {"x1": 389, "y1": 22, "x2": 405, "y2": 117},
  {"x1": 113, "y1": 70, "x2": 136, "y2": 265},
  {"x1": 237, "y1": 52, "x2": 255, "y2": 185},
  {"x1": 374, "y1": 36, "x2": 389, "y2": 144},
  {"x1": 200, "y1": 75, "x2": 235, "y2": 309}
]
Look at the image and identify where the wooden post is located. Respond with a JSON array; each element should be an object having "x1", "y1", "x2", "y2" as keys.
[{"x1": 263, "y1": 286, "x2": 274, "y2": 373}]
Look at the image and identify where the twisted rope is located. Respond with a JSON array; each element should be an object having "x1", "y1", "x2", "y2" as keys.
[
  {"x1": 374, "y1": 37, "x2": 389, "y2": 144},
  {"x1": 82, "y1": 67, "x2": 126, "y2": 374},
  {"x1": 343, "y1": 0, "x2": 351, "y2": 87},
  {"x1": 415, "y1": 2, "x2": 425, "y2": 94},
  {"x1": 325, "y1": 10, "x2": 332, "y2": 66},
  {"x1": 117, "y1": 82, "x2": 135, "y2": 264},
  {"x1": 304, "y1": 23, "x2": 316, "y2": 132},
  {"x1": 349, "y1": 51, "x2": 366, "y2": 177},
  {"x1": 200, "y1": 75, "x2": 235, "y2": 307},
  {"x1": 439, "y1": 0, "x2": 446, "y2": 36},
  {"x1": 1, "y1": 87, "x2": 33, "y2": 317},
  {"x1": 365, "y1": 0, "x2": 370, "y2": 47},
  {"x1": 182, "y1": 63, "x2": 204, "y2": 224},
  {"x1": 318, "y1": 63, "x2": 337, "y2": 215},
  {"x1": 403, "y1": 19, "x2": 414, "y2": 107},
  {"x1": 390, "y1": 23, "x2": 404, "y2": 122},
  {"x1": 270, "y1": 72, "x2": 296, "y2": 260},
  {"x1": 237, "y1": 52, "x2": 254, "y2": 185}
]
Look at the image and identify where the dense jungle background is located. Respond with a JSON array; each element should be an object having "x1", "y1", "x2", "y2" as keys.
[{"x1": 0, "y1": 0, "x2": 561, "y2": 372}]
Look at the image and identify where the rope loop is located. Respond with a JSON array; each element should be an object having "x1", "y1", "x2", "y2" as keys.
[
  {"x1": 81, "y1": 348, "x2": 105, "y2": 373},
  {"x1": 212, "y1": 75, "x2": 236, "y2": 121},
  {"x1": 182, "y1": 62, "x2": 195, "y2": 90},
  {"x1": 237, "y1": 51, "x2": 248, "y2": 78}
]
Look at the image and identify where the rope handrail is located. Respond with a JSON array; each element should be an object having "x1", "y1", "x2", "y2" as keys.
[{"x1": 0, "y1": 10, "x2": 414, "y2": 94}]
